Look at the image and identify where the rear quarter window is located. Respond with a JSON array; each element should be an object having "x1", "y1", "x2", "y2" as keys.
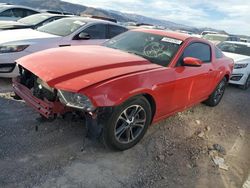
[{"x1": 215, "y1": 47, "x2": 224, "y2": 59}]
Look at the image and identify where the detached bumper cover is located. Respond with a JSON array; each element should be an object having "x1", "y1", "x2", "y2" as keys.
[{"x1": 13, "y1": 77, "x2": 67, "y2": 118}]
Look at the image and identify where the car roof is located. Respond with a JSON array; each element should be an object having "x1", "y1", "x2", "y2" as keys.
[
  {"x1": 43, "y1": 10, "x2": 74, "y2": 15},
  {"x1": 205, "y1": 33, "x2": 229, "y2": 37},
  {"x1": 62, "y1": 16, "x2": 126, "y2": 26},
  {"x1": 0, "y1": 4, "x2": 39, "y2": 12},
  {"x1": 132, "y1": 28, "x2": 192, "y2": 41},
  {"x1": 28, "y1": 13, "x2": 69, "y2": 17},
  {"x1": 202, "y1": 30, "x2": 217, "y2": 33}
]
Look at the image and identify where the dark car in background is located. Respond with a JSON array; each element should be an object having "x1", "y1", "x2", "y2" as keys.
[{"x1": 0, "y1": 4, "x2": 39, "y2": 21}]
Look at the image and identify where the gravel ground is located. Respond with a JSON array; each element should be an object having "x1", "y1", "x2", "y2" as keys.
[{"x1": 0, "y1": 78, "x2": 249, "y2": 188}]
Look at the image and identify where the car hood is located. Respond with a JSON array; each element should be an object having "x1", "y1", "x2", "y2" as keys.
[
  {"x1": 0, "y1": 20, "x2": 19, "y2": 25},
  {"x1": 0, "y1": 21, "x2": 30, "y2": 30},
  {"x1": 0, "y1": 28, "x2": 59, "y2": 44},
  {"x1": 223, "y1": 52, "x2": 250, "y2": 63},
  {"x1": 17, "y1": 45, "x2": 161, "y2": 92}
]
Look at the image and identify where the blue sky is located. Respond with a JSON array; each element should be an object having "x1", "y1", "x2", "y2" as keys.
[{"x1": 63, "y1": 0, "x2": 250, "y2": 35}]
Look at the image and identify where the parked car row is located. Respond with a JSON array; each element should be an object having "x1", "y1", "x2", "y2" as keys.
[{"x1": 0, "y1": 16, "x2": 128, "y2": 77}]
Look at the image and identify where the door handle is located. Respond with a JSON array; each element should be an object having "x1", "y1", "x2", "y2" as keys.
[{"x1": 59, "y1": 44, "x2": 71, "y2": 47}]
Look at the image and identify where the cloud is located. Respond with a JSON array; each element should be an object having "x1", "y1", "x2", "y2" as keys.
[{"x1": 63, "y1": 0, "x2": 250, "y2": 35}]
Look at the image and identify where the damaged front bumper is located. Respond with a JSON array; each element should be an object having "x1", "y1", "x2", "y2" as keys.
[
  {"x1": 13, "y1": 77, "x2": 67, "y2": 119},
  {"x1": 13, "y1": 76, "x2": 113, "y2": 139}
]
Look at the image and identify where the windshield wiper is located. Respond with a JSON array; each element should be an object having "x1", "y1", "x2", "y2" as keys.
[{"x1": 126, "y1": 51, "x2": 141, "y2": 56}]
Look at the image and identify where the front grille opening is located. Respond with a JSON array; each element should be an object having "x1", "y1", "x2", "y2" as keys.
[
  {"x1": 18, "y1": 65, "x2": 57, "y2": 102},
  {"x1": 19, "y1": 64, "x2": 35, "y2": 89}
]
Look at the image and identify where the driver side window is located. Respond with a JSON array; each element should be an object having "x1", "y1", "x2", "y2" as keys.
[
  {"x1": 81, "y1": 24, "x2": 107, "y2": 39},
  {"x1": 12, "y1": 8, "x2": 26, "y2": 18},
  {"x1": 178, "y1": 42, "x2": 211, "y2": 66}
]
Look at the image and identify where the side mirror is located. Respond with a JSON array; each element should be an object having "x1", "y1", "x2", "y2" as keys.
[
  {"x1": 183, "y1": 57, "x2": 203, "y2": 67},
  {"x1": 78, "y1": 32, "x2": 91, "y2": 40}
]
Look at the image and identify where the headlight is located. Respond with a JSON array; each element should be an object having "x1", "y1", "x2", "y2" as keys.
[
  {"x1": 58, "y1": 90, "x2": 96, "y2": 112},
  {"x1": 234, "y1": 63, "x2": 248, "y2": 69},
  {"x1": 0, "y1": 45, "x2": 29, "y2": 53}
]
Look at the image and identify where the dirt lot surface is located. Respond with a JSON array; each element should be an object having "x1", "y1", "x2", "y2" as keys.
[{"x1": 0, "y1": 78, "x2": 249, "y2": 188}]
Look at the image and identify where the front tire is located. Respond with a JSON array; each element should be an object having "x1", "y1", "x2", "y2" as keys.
[
  {"x1": 102, "y1": 96, "x2": 152, "y2": 151},
  {"x1": 204, "y1": 77, "x2": 226, "y2": 107}
]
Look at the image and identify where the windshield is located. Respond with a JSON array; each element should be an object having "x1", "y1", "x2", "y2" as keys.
[
  {"x1": 18, "y1": 14, "x2": 51, "y2": 25},
  {"x1": 217, "y1": 42, "x2": 250, "y2": 56},
  {"x1": 37, "y1": 18, "x2": 86, "y2": 36},
  {"x1": 203, "y1": 34, "x2": 228, "y2": 42},
  {"x1": 104, "y1": 31, "x2": 182, "y2": 67},
  {"x1": 0, "y1": 7, "x2": 6, "y2": 12}
]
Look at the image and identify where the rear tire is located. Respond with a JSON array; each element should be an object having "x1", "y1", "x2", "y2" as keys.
[
  {"x1": 204, "y1": 77, "x2": 226, "y2": 107},
  {"x1": 102, "y1": 96, "x2": 152, "y2": 151}
]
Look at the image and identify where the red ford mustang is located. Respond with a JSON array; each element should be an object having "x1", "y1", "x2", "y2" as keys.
[{"x1": 13, "y1": 29, "x2": 234, "y2": 150}]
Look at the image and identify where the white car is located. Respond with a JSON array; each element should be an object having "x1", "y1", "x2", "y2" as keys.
[
  {"x1": 0, "y1": 4, "x2": 39, "y2": 21},
  {"x1": 201, "y1": 30, "x2": 218, "y2": 36},
  {"x1": 218, "y1": 41, "x2": 250, "y2": 89},
  {"x1": 0, "y1": 17, "x2": 128, "y2": 77},
  {"x1": 203, "y1": 34, "x2": 240, "y2": 45}
]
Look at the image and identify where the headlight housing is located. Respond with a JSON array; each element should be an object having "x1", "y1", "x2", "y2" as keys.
[
  {"x1": 58, "y1": 90, "x2": 96, "y2": 112},
  {"x1": 234, "y1": 63, "x2": 248, "y2": 69},
  {"x1": 0, "y1": 45, "x2": 29, "y2": 53}
]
